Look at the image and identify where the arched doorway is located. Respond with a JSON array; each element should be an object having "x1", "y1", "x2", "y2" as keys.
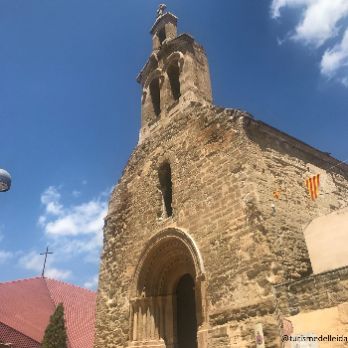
[
  {"x1": 176, "y1": 274, "x2": 198, "y2": 348},
  {"x1": 129, "y1": 229, "x2": 206, "y2": 348}
]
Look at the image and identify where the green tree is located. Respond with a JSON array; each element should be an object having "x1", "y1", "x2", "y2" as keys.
[{"x1": 42, "y1": 303, "x2": 68, "y2": 348}]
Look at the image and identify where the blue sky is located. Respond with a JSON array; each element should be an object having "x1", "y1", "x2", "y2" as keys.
[{"x1": 0, "y1": 0, "x2": 347, "y2": 290}]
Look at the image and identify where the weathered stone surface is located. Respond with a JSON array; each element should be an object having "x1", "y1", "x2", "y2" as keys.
[
  {"x1": 94, "y1": 8, "x2": 348, "y2": 348},
  {"x1": 276, "y1": 272, "x2": 348, "y2": 347},
  {"x1": 274, "y1": 266, "x2": 348, "y2": 315}
]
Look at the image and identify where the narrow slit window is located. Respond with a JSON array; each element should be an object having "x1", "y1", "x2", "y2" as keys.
[
  {"x1": 158, "y1": 162, "x2": 173, "y2": 217},
  {"x1": 158, "y1": 27, "x2": 166, "y2": 46},
  {"x1": 167, "y1": 62, "x2": 181, "y2": 101},
  {"x1": 150, "y1": 78, "x2": 161, "y2": 117}
]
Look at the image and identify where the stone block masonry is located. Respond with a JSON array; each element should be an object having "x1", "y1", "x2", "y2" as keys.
[
  {"x1": 94, "y1": 101, "x2": 348, "y2": 348},
  {"x1": 94, "y1": 7, "x2": 348, "y2": 348}
]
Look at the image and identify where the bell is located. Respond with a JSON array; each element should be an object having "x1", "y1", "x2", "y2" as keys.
[{"x1": 0, "y1": 169, "x2": 11, "y2": 192}]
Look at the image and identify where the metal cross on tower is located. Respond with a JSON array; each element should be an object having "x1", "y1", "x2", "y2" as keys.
[
  {"x1": 157, "y1": 4, "x2": 167, "y2": 18},
  {"x1": 40, "y1": 246, "x2": 53, "y2": 277}
]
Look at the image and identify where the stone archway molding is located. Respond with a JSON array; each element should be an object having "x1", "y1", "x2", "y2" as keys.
[
  {"x1": 144, "y1": 68, "x2": 164, "y2": 89},
  {"x1": 128, "y1": 228, "x2": 208, "y2": 348},
  {"x1": 131, "y1": 228, "x2": 205, "y2": 298},
  {"x1": 163, "y1": 52, "x2": 185, "y2": 73}
]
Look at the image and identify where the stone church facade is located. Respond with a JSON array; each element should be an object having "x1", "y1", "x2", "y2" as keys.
[{"x1": 94, "y1": 8, "x2": 348, "y2": 348}]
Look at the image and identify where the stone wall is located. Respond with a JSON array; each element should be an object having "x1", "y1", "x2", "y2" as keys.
[
  {"x1": 243, "y1": 119, "x2": 348, "y2": 283},
  {"x1": 94, "y1": 101, "x2": 348, "y2": 348},
  {"x1": 274, "y1": 266, "x2": 348, "y2": 347},
  {"x1": 274, "y1": 266, "x2": 348, "y2": 316}
]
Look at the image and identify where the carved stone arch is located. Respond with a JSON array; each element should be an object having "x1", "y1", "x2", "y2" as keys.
[
  {"x1": 143, "y1": 68, "x2": 164, "y2": 119},
  {"x1": 129, "y1": 228, "x2": 208, "y2": 348},
  {"x1": 163, "y1": 52, "x2": 184, "y2": 103},
  {"x1": 144, "y1": 68, "x2": 164, "y2": 89},
  {"x1": 152, "y1": 152, "x2": 175, "y2": 173},
  {"x1": 163, "y1": 51, "x2": 185, "y2": 73},
  {"x1": 149, "y1": 52, "x2": 159, "y2": 67},
  {"x1": 131, "y1": 228, "x2": 205, "y2": 297}
]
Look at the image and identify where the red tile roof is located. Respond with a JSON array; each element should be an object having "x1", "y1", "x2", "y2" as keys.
[
  {"x1": 0, "y1": 277, "x2": 96, "y2": 348},
  {"x1": 0, "y1": 322, "x2": 40, "y2": 348}
]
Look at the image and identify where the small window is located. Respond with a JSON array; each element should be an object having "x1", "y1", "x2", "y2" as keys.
[
  {"x1": 158, "y1": 162, "x2": 173, "y2": 217},
  {"x1": 167, "y1": 62, "x2": 181, "y2": 101},
  {"x1": 150, "y1": 78, "x2": 161, "y2": 117},
  {"x1": 158, "y1": 27, "x2": 166, "y2": 46}
]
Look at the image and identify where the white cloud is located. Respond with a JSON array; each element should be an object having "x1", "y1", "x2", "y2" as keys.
[
  {"x1": 19, "y1": 251, "x2": 72, "y2": 280},
  {"x1": 55, "y1": 232, "x2": 103, "y2": 264},
  {"x1": 83, "y1": 275, "x2": 99, "y2": 290},
  {"x1": 44, "y1": 200, "x2": 106, "y2": 237},
  {"x1": 72, "y1": 190, "x2": 81, "y2": 198},
  {"x1": 45, "y1": 268, "x2": 72, "y2": 280},
  {"x1": 38, "y1": 215, "x2": 47, "y2": 226},
  {"x1": 271, "y1": 0, "x2": 315, "y2": 19},
  {"x1": 271, "y1": 0, "x2": 348, "y2": 86},
  {"x1": 19, "y1": 252, "x2": 43, "y2": 271},
  {"x1": 0, "y1": 250, "x2": 13, "y2": 264},
  {"x1": 296, "y1": 0, "x2": 348, "y2": 46},
  {"x1": 38, "y1": 185, "x2": 107, "y2": 270},
  {"x1": 321, "y1": 29, "x2": 348, "y2": 79},
  {"x1": 41, "y1": 186, "x2": 63, "y2": 216},
  {"x1": 39, "y1": 187, "x2": 107, "y2": 237}
]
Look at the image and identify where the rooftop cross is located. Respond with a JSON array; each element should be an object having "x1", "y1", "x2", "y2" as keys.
[
  {"x1": 40, "y1": 246, "x2": 53, "y2": 277},
  {"x1": 156, "y1": 4, "x2": 167, "y2": 18}
]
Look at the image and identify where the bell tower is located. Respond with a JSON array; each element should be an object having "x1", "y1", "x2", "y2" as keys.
[{"x1": 137, "y1": 4, "x2": 212, "y2": 142}]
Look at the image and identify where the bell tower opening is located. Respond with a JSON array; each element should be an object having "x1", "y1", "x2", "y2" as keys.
[
  {"x1": 176, "y1": 274, "x2": 198, "y2": 348},
  {"x1": 167, "y1": 61, "x2": 181, "y2": 101},
  {"x1": 137, "y1": 5, "x2": 213, "y2": 144},
  {"x1": 150, "y1": 77, "x2": 161, "y2": 117},
  {"x1": 158, "y1": 26, "x2": 166, "y2": 46}
]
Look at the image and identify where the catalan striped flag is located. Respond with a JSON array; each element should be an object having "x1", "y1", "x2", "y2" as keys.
[{"x1": 305, "y1": 174, "x2": 320, "y2": 200}]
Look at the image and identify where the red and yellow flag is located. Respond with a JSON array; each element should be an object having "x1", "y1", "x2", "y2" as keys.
[{"x1": 305, "y1": 174, "x2": 320, "y2": 200}]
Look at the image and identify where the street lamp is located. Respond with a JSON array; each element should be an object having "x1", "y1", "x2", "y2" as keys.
[{"x1": 0, "y1": 169, "x2": 11, "y2": 192}]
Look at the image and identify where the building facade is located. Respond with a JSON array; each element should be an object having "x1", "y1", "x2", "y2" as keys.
[{"x1": 94, "y1": 8, "x2": 348, "y2": 348}]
